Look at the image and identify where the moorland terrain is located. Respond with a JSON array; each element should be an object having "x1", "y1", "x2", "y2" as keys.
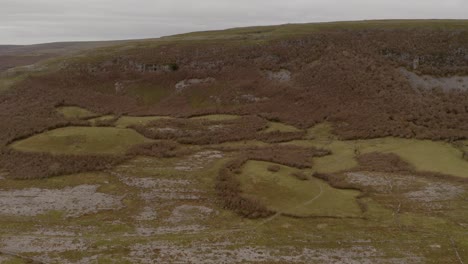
[{"x1": 0, "y1": 20, "x2": 467, "y2": 263}]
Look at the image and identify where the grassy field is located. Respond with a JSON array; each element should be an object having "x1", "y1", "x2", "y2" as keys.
[
  {"x1": 10, "y1": 126, "x2": 152, "y2": 155},
  {"x1": 262, "y1": 122, "x2": 301, "y2": 133},
  {"x1": 115, "y1": 116, "x2": 171, "y2": 128},
  {"x1": 284, "y1": 123, "x2": 468, "y2": 178},
  {"x1": 57, "y1": 106, "x2": 96, "y2": 119},
  {"x1": 0, "y1": 74, "x2": 28, "y2": 92},
  {"x1": 238, "y1": 160, "x2": 362, "y2": 217}
]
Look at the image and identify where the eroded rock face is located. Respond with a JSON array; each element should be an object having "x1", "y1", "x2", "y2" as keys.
[
  {"x1": 400, "y1": 68, "x2": 468, "y2": 91},
  {"x1": 175, "y1": 77, "x2": 215, "y2": 93},
  {"x1": 0, "y1": 185, "x2": 122, "y2": 217}
]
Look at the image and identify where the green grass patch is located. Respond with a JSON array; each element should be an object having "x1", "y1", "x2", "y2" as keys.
[
  {"x1": 57, "y1": 106, "x2": 96, "y2": 119},
  {"x1": 238, "y1": 160, "x2": 362, "y2": 217},
  {"x1": 115, "y1": 116, "x2": 171, "y2": 128},
  {"x1": 287, "y1": 123, "x2": 468, "y2": 177},
  {"x1": 89, "y1": 115, "x2": 116, "y2": 125},
  {"x1": 10, "y1": 126, "x2": 152, "y2": 155},
  {"x1": 1, "y1": 257, "x2": 28, "y2": 264},
  {"x1": 283, "y1": 140, "x2": 358, "y2": 173},
  {"x1": 0, "y1": 74, "x2": 28, "y2": 93},
  {"x1": 359, "y1": 138, "x2": 468, "y2": 178}
]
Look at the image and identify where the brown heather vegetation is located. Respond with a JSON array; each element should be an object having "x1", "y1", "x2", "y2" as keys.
[
  {"x1": 0, "y1": 149, "x2": 126, "y2": 179},
  {"x1": 131, "y1": 115, "x2": 307, "y2": 145},
  {"x1": 0, "y1": 28, "x2": 467, "y2": 179},
  {"x1": 216, "y1": 145, "x2": 330, "y2": 218},
  {"x1": 126, "y1": 140, "x2": 191, "y2": 158},
  {"x1": 131, "y1": 115, "x2": 268, "y2": 144},
  {"x1": 355, "y1": 152, "x2": 415, "y2": 173}
]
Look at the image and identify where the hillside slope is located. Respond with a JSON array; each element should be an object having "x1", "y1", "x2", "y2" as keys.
[
  {"x1": 0, "y1": 20, "x2": 467, "y2": 263},
  {"x1": 2, "y1": 20, "x2": 468, "y2": 144},
  {"x1": 0, "y1": 40, "x2": 133, "y2": 73}
]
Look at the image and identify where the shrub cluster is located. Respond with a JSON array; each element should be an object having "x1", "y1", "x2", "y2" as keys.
[{"x1": 0, "y1": 149, "x2": 126, "y2": 180}]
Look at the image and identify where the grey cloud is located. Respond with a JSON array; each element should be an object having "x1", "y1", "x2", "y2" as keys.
[{"x1": 0, "y1": 0, "x2": 466, "y2": 44}]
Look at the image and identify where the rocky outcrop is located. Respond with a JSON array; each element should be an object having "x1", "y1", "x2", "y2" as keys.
[{"x1": 175, "y1": 78, "x2": 215, "y2": 93}]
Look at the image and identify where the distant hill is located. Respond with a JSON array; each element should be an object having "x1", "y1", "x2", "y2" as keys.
[{"x1": 0, "y1": 40, "x2": 133, "y2": 72}]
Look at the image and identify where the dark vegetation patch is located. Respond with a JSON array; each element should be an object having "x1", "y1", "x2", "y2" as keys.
[
  {"x1": 131, "y1": 116, "x2": 305, "y2": 144},
  {"x1": 256, "y1": 131, "x2": 306, "y2": 143},
  {"x1": 215, "y1": 145, "x2": 330, "y2": 218},
  {"x1": 0, "y1": 149, "x2": 126, "y2": 180},
  {"x1": 126, "y1": 140, "x2": 191, "y2": 158},
  {"x1": 356, "y1": 152, "x2": 415, "y2": 173},
  {"x1": 267, "y1": 165, "x2": 281, "y2": 172},
  {"x1": 131, "y1": 115, "x2": 267, "y2": 144}
]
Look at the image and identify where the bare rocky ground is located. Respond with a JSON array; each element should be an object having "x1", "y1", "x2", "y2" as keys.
[
  {"x1": 346, "y1": 171, "x2": 465, "y2": 201},
  {"x1": 175, "y1": 77, "x2": 216, "y2": 93},
  {"x1": 0, "y1": 185, "x2": 123, "y2": 217},
  {"x1": 0, "y1": 153, "x2": 466, "y2": 263},
  {"x1": 400, "y1": 68, "x2": 468, "y2": 91},
  {"x1": 129, "y1": 242, "x2": 423, "y2": 264}
]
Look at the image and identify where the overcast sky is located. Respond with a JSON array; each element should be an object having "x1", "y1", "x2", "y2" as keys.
[{"x1": 1, "y1": 0, "x2": 467, "y2": 45}]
